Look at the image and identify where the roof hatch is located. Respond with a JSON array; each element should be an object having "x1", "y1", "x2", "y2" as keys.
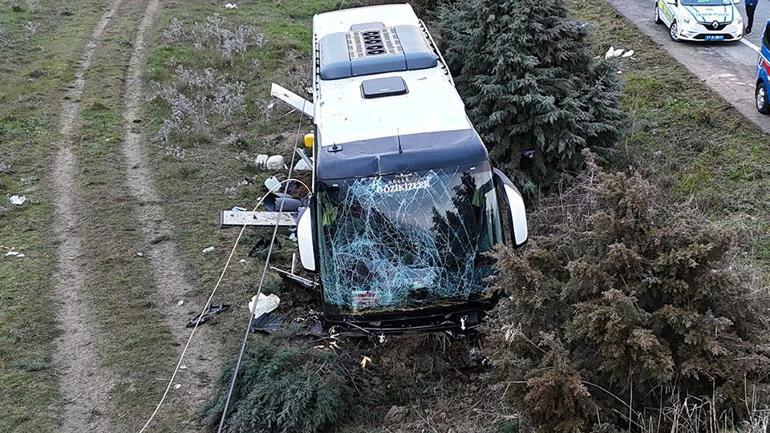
[
  {"x1": 361, "y1": 76, "x2": 408, "y2": 98},
  {"x1": 318, "y1": 24, "x2": 438, "y2": 80}
]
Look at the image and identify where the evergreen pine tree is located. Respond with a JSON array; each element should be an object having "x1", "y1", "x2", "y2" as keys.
[{"x1": 439, "y1": 0, "x2": 625, "y2": 195}]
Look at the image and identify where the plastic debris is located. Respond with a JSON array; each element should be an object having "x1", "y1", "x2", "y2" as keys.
[
  {"x1": 5, "y1": 250, "x2": 25, "y2": 258},
  {"x1": 186, "y1": 303, "x2": 230, "y2": 327},
  {"x1": 177, "y1": 299, "x2": 184, "y2": 306},
  {"x1": 248, "y1": 293, "x2": 280, "y2": 318},
  {"x1": 231, "y1": 206, "x2": 247, "y2": 212},
  {"x1": 9, "y1": 195, "x2": 26, "y2": 205},
  {"x1": 224, "y1": 2, "x2": 237, "y2": 9},
  {"x1": 294, "y1": 158, "x2": 312, "y2": 171},
  {"x1": 201, "y1": 246, "x2": 215, "y2": 254},
  {"x1": 360, "y1": 356, "x2": 372, "y2": 369},
  {"x1": 264, "y1": 176, "x2": 281, "y2": 193},
  {"x1": 136, "y1": 252, "x2": 144, "y2": 257},
  {"x1": 265, "y1": 155, "x2": 284, "y2": 170},
  {"x1": 254, "y1": 154, "x2": 269, "y2": 168},
  {"x1": 605, "y1": 46, "x2": 626, "y2": 59},
  {"x1": 180, "y1": 364, "x2": 187, "y2": 370},
  {"x1": 249, "y1": 312, "x2": 284, "y2": 334},
  {"x1": 174, "y1": 384, "x2": 181, "y2": 390},
  {"x1": 622, "y1": 50, "x2": 635, "y2": 58}
]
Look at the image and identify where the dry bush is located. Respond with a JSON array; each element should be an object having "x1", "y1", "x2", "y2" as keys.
[
  {"x1": 489, "y1": 152, "x2": 770, "y2": 433},
  {"x1": 149, "y1": 64, "x2": 246, "y2": 155},
  {"x1": 160, "y1": 14, "x2": 264, "y2": 65}
]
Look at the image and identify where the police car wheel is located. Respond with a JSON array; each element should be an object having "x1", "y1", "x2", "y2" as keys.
[
  {"x1": 654, "y1": 4, "x2": 662, "y2": 25},
  {"x1": 757, "y1": 82, "x2": 770, "y2": 114},
  {"x1": 669, "y1": 21, "x2": 680, "y2": 41}
]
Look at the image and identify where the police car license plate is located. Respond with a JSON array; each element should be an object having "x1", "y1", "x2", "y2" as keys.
[{"x1": 705, "y1": 35, "x2": 724, "y2": 41}]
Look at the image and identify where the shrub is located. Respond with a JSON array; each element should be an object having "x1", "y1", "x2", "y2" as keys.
[
  {"x1": 150, "y1": 64, "x2": 246, "y2": 153},
  {"x1": 438, "y1": 0, "x2": 625, "y2": 195},
  {"x1": 489, "y1": 154, "x2": 770, "y2": 432},
  {"x1": 203, "y1": 331, "x2": 354, "y2": 433}
]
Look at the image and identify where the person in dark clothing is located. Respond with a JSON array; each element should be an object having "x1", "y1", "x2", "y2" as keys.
[{"x1": 746, "y1": 0, "x2": 759, "y2": 34}]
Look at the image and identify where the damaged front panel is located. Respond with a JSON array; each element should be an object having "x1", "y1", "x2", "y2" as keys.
[{"x1": 318, "y1": 164, "x2": 503, "y2": 312}]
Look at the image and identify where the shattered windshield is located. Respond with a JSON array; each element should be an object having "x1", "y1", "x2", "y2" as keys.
[{"x1": 318, "y1": 164, "x2": 503, "y2": 312}]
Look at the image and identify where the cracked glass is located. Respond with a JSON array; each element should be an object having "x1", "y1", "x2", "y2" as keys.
[{"x1": 318, "y1": 163, "x2": 503, "y2": 312}]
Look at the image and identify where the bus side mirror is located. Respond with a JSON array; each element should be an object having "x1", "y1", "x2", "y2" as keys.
[
  {"x1": 493, "y1": 169, "x2": 528, "y2": 248},
  {"x1": 297, "y1": 206, "x2": 316, "y2": 271}
]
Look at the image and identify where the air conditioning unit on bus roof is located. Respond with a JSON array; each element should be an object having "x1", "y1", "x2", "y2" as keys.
[{"x1": 318, "y1": 22, "x2": 438, "y2": 80}]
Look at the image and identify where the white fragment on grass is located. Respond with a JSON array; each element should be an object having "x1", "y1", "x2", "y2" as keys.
[
  {"x1": 360, "y1": 356, "x2": 372, "y2": 369},
  {"x1": 605, "y1": 46, "x2": 626, "y2": 59},
  {"x1": 9, "y1": 195, "x2": 27, "y2": 205},
  {"x1": 177, "y1": 299, "x2": 184, "y2": 306},
  {"x1": 254, "y1": 154, "x2": 269, "y2": 168},
  {"x1": 137, "y1": 252, "x2": 144, "y2": 257},
  {"x1": 265, "y1": 155, "x2": 284, "y2": 170},
  {"x1": 264, "y1": 176, "x2": 281, "y2": 193},
  {"x1": 248, "y1": 293, "x2": 280, "y2": 318},
  {"x1": 180, "y1": 364, "x2": 188, "y2": 370},
  {"x1": 174, "y1": 384, "x2": 181, "y2": 390},
  {"x1": 239, "y1": 259, "x2": 246, "y2": 263},
  {"x1": 224, "y1": 3, "x2": 237, "y2": 9},
  {"x1": 622, "y1": 50, "x2": 635, "y2": 58},
  {"x1": 5, "y1": 250, "x2": 25, "y2": 258},
  {"x1": 202, "y1": 246, "x2": 215, "y2": 254}
]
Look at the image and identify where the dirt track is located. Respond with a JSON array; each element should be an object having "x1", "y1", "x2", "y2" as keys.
[
  {"x1": 50, "y1": 1, "x2": 123, "y2": 431},
  {"x1": 121, "y1": 0, "x2": 222, "y2": 429}
]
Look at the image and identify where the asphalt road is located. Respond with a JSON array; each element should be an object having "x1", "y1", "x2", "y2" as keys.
[{"x1": 605, "y1": 0, "x2": 770, "y2": 134}]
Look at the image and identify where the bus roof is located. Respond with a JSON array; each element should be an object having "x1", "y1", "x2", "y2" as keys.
[{"x1": 312, "y1": 4, "x2": 473, "y2": 147}]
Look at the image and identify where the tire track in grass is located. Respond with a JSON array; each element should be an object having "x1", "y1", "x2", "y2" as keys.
[
  {"x1": 50, "y1": 1, "x2": 123, "y2": 432},
  {"x1": 121, "y1": 0, "x2": 222, "y2": 428}
]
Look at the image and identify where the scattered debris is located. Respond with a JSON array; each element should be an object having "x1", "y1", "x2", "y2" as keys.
[
  {"x1": 248, "y1": 293, "x2": 280, "y2": 318},
  {"x1": 201, "y1": 246, "x2": 215, "y2": 254},
  {"x1": 254, "y1": 154, "x2": 268, "y2": 168},
  {"x1": 263, "y1": 192, "x2": 302, "y2": 212},
  {"x1": 264, "y1": 176, "x2": 281, "y2": 193},
  {"x1": 186, "y1": 303, "x2": 230, "y2": 327},
  {"x1": 249, "y1": 312, "x2": 284, "y2": 334},
  {"x1": 224, "y1": 3, "x2": 237, "y2": 9},
  {"x1": 136, "y1": 252, "x2": 144, "y2": 257},
  {"x1": 239, "y1": 259, "x2": 247, "y2": 263},
  {"x1": 231, "y1": 206, "x2": 247, "y2": 212},
  {"x1": 271, "y1": 266, "x2": 317, "y2": 289},
  {"x1": 265, "y1": 155, "x2": 284, "y2": 170},
  {"x1": 9, "y1": 195, "x2": 27, "y2": 205},
  {"x1": 177, "y1": 299, "x2": 184, "y2": 306},
  {"x1": 622, "y1": 50, "x2": 635, "y2": 58},
  {"x1": 180, "y1": 364, "x2": 187, "y2": 370},
  {"x1": 604, "y1": 46, "x2": 626, "y2": 59},
  {"x1": 360, "y1": 356, "x2": 372, "y2": 369},
  {"x1": 294, "y1": 158, "x2": 312, "y2": 171},
  {"x1": 5, "y1": 250, "x2": 25, "y2": 258},
  {"x1": 174, "y1": 384, "x2": 181, "y2": 390}
]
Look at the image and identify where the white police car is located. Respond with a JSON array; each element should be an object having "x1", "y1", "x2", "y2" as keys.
[{"x1": 654, "y1": 0, "x2": 744, "y2": 42}]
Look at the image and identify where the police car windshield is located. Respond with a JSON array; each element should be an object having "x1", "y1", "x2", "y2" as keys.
[
  {"x1": 681, "y1": 0, "x2": 731, "y2": 5},
  {"x1": 317, "y1": 164, "x2": 503, "y2": 312}
]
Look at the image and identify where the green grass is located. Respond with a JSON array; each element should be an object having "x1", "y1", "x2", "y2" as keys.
[
  {"x1": 0, "y1": 2, "x2": 116, "y2": 431},
  {"x1": 571, "y1": 0, "x2": 770, "y2": 270}
]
